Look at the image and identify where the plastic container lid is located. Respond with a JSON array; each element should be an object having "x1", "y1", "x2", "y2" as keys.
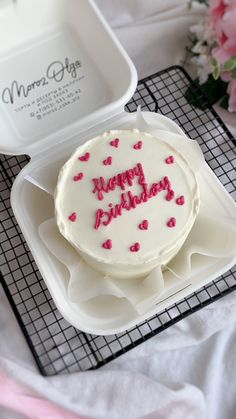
[{"x1": 0, "y1": 0, "x2": 137, "y2": 156}]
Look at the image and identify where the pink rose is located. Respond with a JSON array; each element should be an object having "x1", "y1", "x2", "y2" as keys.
[
  {"x1": 227, "y1": 78, "x2": 236, "y2": 112},
  {"x1": 220, "y1": 71, "x2": 232, "y2": 82},
  {"x1": 209, "y1": 0, "x2": 236, "y2": 63},
  {"x1": 209, "y1": 0, "x2": 226, "y2": 37}
]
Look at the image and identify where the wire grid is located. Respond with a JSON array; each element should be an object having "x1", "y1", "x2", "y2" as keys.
[{"x1": 0, "y1": 66, "x2": 236, "y2": 376}]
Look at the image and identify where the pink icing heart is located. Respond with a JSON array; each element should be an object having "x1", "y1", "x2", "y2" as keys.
[
  {"x1": 138, "y1": 220, "x2": 149, "y2": 230},
  {"x1": 79, "y1": 152, "x2": 90, "y2": 162},
  {"x1": 102, "y1": 239, "x2": 112, "y2": 250},
  {"x1": 68, "y1": 212, "x2": 77, "y2": 222},
  {"x1": 166, "y1": 189, "x2": 175, "y2": 201},
  {"x1": 110, "y1": 138, "x2": 120, "y2": 148},
  {"x1": 130, "y1": 242, "x2": 140, "y2": 252},
  {"x1": 103, "y1": 156, "x2": 112, "y2": 166},
  {"x1": 167, "y1": 217, "x2": 176, "y2": 228},
  {"x1": 165, "y1": 155, "x2": 174, "y2": 164},
  {"x1": 73, "y1": 172, "x2": 84, "y2": 181},
  {"x1": 133, "y1": 141, "x2": 143, "y2": 150},
  {"x1": 176, "y1": 195, "x2": 185, "y2": 205}
]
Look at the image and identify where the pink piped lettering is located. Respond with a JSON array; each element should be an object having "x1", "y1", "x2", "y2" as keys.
[
  {"x1": 94, "y1": 175, "x2": 172, "y2": 229},
  {"x1": 102, "y1": 211, "x2": 113, "y2": 226},
  {"x1": 166, "y1": 189, "x2": 175, "y2": 201},
  {"x1": 94, "y1": 209, "x2": 104, "y2": 229},
  {"x1": 92, "y1": 163, "x2": 146, "y2": 201}
]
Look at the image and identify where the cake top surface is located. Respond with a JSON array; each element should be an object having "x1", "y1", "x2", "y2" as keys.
[{"x1": 55, "y1": 129, "x2": 199, "y2": 265}]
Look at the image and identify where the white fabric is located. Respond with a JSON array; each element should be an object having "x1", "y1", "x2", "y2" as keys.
[{"x1": 1, "y1": 1, "x2": 236, "y2": 418}]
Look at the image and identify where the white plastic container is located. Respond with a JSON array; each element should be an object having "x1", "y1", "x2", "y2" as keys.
[
  {"x1": 1, "y1": 0, "x2": 235, "y2": 335},
  {"x1": 0, "y1": 0, "x2": 137, "y2": 155}
]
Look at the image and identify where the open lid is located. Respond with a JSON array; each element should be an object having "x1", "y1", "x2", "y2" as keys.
[{"x1": 0, "y1": 0, "x2": 137, "y2": 156}]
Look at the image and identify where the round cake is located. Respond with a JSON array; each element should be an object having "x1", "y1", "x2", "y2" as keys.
[{"x1": 55, "y1": 129, "x2": 200, "y2": 279}]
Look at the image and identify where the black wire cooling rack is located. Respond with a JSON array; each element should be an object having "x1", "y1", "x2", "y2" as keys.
[{"x1": 0, "y1": 66, "x2": 236, "y2": 376}]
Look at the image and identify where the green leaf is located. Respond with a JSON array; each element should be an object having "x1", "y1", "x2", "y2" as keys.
[
  {"x1": 185, "y1": 75, "x2": 228, "y2": 111},
  {"x1": 195, "y1": 0, "x2": 209, "y2": 4},
  {"x1": 212, "y1": 57, "x2": 218, "y2": 67},
  {"x1": 212, "y1": 58, "x2": 220, "y2": 80},
  {"x1": 232, "y1": 67, "x2": 236, "y2": 78},
  {"x1": 224, "y1": 56, "x2": 236, "y2": 71},
  {"x1": 219, "y1": 94, "x2": 229, "y2": 110},
  {"x1": 212, "y1": 66, "x2": 220, "y2": 80}
]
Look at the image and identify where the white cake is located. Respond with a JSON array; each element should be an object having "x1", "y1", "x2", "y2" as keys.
[{"x1": 55, "y1": 129, "x2": 200, "y2": 279}]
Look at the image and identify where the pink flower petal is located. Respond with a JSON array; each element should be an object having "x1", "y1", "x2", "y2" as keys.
[{"x1": 212, "y1": 46, "x2": 232, "y2": 64}]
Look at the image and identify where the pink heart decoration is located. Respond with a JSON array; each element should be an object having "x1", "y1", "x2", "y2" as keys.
[
  {"x1": 68, "y1": 212, "x2": 77, "y2": 222},
  {"x1": 166, "y1": 189, "x2": 175, "y2": 201},
  {"x1": 133, "y1": 141, "x2": 143, "y2": 150},
  {"x1": 165, "y1": 155, "x2": 174, "y2": 164},
  {"x1": 167, "y1": 217, "x2": 176, "y2": 228},
  {"x1": 138, "y1": 220, "x2": 149, "y2": 230},
  {"x1": 79, "y1": 152, "x2": 90, "y2": 162},
  {"x1": 73, "y1": 172, "x2": 84, "y2": 181},
  {"x1": 110, "y1": 138, "x2": 120, "y2": 148},
  {"x1": 130, "y1": 242, "x2": 140, "y2": 252},
  {"x1": 176, "y1": 195, "x2": 185, "y2": 205},
  {"x1": 103, "y1": 156, "x2": 112, "y2": 166},
  {"x1": 102, "y1": 239, "x2": 112, "y2": 250}
]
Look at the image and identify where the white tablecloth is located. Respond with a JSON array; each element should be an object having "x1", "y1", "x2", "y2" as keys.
[{"x1": 1, "y1": 1, "x2": 236, "y2": 418}]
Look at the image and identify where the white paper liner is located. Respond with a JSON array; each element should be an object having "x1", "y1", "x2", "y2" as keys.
[
  {"x1": 37, "y1": 109, "x2": 236, "y2": 315},
  {"x1": 39, "y1": 217, "x2": 167, "y2": 314},
  {"x1": 167, "y1": 205, "x2": 236, "y2": 278}
]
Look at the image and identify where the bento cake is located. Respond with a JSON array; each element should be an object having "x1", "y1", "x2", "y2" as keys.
[{"x1": 55, "y1": 129, "x2": 200, "y2": 279}]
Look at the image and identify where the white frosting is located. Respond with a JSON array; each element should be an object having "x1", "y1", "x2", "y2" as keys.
[{"x1": 55, "y1": 130, "x2": 200, "y2": 279}]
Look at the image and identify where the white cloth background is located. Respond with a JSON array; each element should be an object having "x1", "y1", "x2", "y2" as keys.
[{"x1": 1, "y1": 1, "x2": 236, "y2": 418}]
